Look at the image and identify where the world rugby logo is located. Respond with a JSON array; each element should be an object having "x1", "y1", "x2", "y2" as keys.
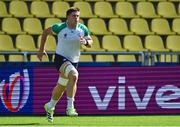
[{"x1": 0, "y1": 69, "x2": 30, "y2": 112}]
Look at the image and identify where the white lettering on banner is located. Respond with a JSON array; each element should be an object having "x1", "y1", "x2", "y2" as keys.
[
  {"x1": 156, "y1": 85, "x2": 180, "y2": 109},
  {"x1": 88, "y1": 86, "x2": 116, "y2": 110},
  {"x1": 89, "y1": 85, "x2": 180, "y2": 110},
  {"x1": 128, "y1": 86, "x2": 155, "y2": 109}
]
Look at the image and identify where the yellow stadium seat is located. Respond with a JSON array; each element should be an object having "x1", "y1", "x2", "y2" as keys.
[
  {"x1": 23, "y1": 18, "x2": 43, "y2": 35},
  {"x1": 30, "y1": 55, "x2": 49, "y2": 62},
  {"x1": 102, "y1": 35, "x2": 127, "y2": 51},
  {"x1": 106, "y1": 0, "x2": 124, "y2": 1},
  {"x1": 0, "y1": 1, "x2": 11, "y2": 17},
  {"x1": 148, "y1": 0, "x2": 166, "y2": 2},
  {"x1": 169, "y1": 0, "x2": 180, "y2": 1},
  {"x1": 136, "y1": 2, "x2": 160, "y2": 18},
  {"x1": 115, "y1": 2, "x2": 139, "y2": 18},
  {"x1": 151, "y1": 18, "x2": 175, "y2": 35},
  {"x1": 0, "y1": 55, "x2": 5, "y2": 62},
  {"x1": 85, "y1": 0, "x2": 104, "y2": 1},
  {"x1": 2, "y1": 18, "x2": 26, "y2": 35},
  {"x1": 82, "y1": 35, "x2": 106, "y2": 52},
  {"x1": 124, "y1": 35, "x2": 148, "y2": 51},
  {"x1": 38, "y1": 35, "x2": 56, "y2": 52},
  {"x1": 8, "y1": 55, "x2": 25, "y2": 62},
  {"x1": 64, "y1": 0, "x2": 83, "y2": 1},
  {"x1": 127, "y1": 0, "x2": 145, "y2": 1},
  {"x1": 130, "y1": 18, "x2": 154, "y2": 35},
  {"x1": 117, "y1": 55, "x2": 136, "y2": 62},
  {"x1": 145, "y1": 35, "x2": 169, "y2": 52},
  {"x1": 160, "y1": 55, "x2": 178, "y2": 62},
  {"x1": 45, "y1": 18, "x2": 62, "y2": 29},
  {"x1": 109, "y1": 18, "x2": 133, "y2": 35},
  {"x1": 172, "y1": 18, "x2": 180, "y2": 34},
  {"x1": 52, "y1": 1, "x2": 70, "y2": 18},
  {"x1": 88, "y1": 18, "x2": 112, "y2": 35},
  {"x1": 166, "y1": 35, "x2": 180, "y2": 51},
  {"x1": 94, "y1": 2, "x2": 118, "y2": 18},
  {"x1": 79, "y1": 55, "x2": 93, "y2": 62},
  {"x1": 0, "y1": 35, "x2": 18, "y2": 52},
  {"x1": 179, "y1": 3, "x2": 180, "y2": 14},
  {"x1": 96, "y1": 55, "x2": 115, "y2": 62},
  {"x1": 16, "y1": 35, "x2": 37, "y2": 52},
  {"x1": 74, "y1": 1, "x2": 97, "y2": 18},
  {"x1": 157, "y1": 2, "x2": 180, "y2": 18},
  {"x1": 31, "y1": 1, "x2": 54, "y2": 18},
  {"x1": 9, "y1": 1, "x2": 33, "y2": 18}
]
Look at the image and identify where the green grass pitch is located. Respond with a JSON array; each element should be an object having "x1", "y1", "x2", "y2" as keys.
[{"x1": 0, "y1": 115, "x2": 180, "y2": 126}]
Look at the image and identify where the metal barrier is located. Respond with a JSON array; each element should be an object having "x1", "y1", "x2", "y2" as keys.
[{"x1": 0, "y1": 51, "x2": 180, "y2": 66}]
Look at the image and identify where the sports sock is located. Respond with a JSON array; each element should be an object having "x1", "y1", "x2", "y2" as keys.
[
  {"x1": 47, "y1": 98, "x2": 58, "y2": 109},
  {"x1": 67, "y1": 97, "x2": 74, "y2": 109}
]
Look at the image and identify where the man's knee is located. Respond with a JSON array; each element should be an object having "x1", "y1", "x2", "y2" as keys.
[
  {"x1": 68, "y1": 71, "x2": 79, "y2": 81},
  {"x1": 60, "y1": 61, "x2": 78, "y2": 78}
]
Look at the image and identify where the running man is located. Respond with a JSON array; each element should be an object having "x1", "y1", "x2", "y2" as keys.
[{"x1": 37, "y1": 7, "x2": 93, "y2": 123}]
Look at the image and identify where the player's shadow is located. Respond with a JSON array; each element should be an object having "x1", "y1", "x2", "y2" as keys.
[{"x1": 0, "y1": 123, "x2": 39, "y2": 126}]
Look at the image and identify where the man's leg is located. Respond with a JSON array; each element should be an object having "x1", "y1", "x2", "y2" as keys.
[
  {"x1": 60, "y1": 62, "x2": 78, "y2": 116},
  {"x1": 44, "y1": 74, "x2": 67, "y2": 122}
]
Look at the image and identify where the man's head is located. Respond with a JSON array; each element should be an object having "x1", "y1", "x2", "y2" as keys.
[{"x1": 66, "y1": 7, "x2": 80, "y2": 24}]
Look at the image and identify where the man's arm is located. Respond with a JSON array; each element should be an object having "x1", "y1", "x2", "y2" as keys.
[
  {"x1": 37, "y1": 27, "x2": 53, "y2": 61},
  {"x1": 80, "y1": 35, "x2": 93, "y2": 48}
]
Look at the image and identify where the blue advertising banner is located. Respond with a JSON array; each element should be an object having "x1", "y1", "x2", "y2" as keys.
[{"x1": 0, "y1": 68, "x2": 33, "y2": 114}]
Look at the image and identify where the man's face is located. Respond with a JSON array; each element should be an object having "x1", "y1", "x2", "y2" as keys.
[{"x1": 67, "y1": 11, "x2": 80, "y2": 24}]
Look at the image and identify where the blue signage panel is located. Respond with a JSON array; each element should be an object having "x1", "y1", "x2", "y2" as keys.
[{"x1": 0, "y1": 68, "x2": 33, "y2": 114}]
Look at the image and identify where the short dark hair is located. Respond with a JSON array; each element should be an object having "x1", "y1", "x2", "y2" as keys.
[{"x1": 66, "y1": 7, "x2": 80, "y2": 17}]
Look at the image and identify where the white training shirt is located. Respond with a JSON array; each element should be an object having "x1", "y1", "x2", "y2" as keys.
[{"x1": 51, "y1": 22, "x2": 90, "y2": 63}]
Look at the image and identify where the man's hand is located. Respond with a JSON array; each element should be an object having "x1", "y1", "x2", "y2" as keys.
[
  {"x1": 80, "y1": 36, "x2": 88, "y2": 45},
  {"x1": 37, "y1": 50, "x2": 48, "y2": 61}
]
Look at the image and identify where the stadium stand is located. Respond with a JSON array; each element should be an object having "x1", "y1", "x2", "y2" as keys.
[
  {"x1": 8, "y1": 55, "x2": 25, "y2": 62},
  {"x1": 124, "y1": 35, "x2": 148, "y2": 51},
  {"x1": 160, "y1": 55, "x2": 178, "y2": 62},
  {"x1": 0, "y1": 0, "x2": 179, "y2": 64},
  {"x1": 0, "y1": 55, "x2": 5, "y2": 62},
  {"x1": 79, "y1": 55, "x2": 93, "y2": 62},
  {"x1": 23, "y1": 18, "x2": 43, "y2": 35},
  {"x1": 151, "y1": 18, "x2": 175, "y2": 35},
  {"x1": 88, "y1": 18, "x2": 112, "y2": 35},
  {"x1": 44, "y1": 18, "x2": 62, "y2": 29},
  {"x1": 31, "y1": 1, "x2": 54, "y2": 18},
  {"x1": 9, "y1": 0, "x2": 33, "y2": 18},
  {"x1": 117, "y1": 55, "x2": 136, "y2": 62},
  {"x1": 37, "y1": 35, "x2": 56, "y2": 52},
  {"x1": 74, "y1": 1, "x2": 97, "y2": 18},
  {"x1": 130, "y1": 18, "x2": 154, "y2": 35},
  {"x1": 157, "y1": 2, "x2": 180, "y2": 18},
  {"x1": 0, "y1": 1, "x2": 11, "y2": 17},
  {"x1": 96, "y1": 55, "x2": 115, "y2": 62},
  {"x1": 136, "y1": 2, "x2": 160, "y2": 18},
  {"x1": 2, "y1": 18, "x2": 26, "y2": 35},
  {"x1": 145, "y1": 35, "x2": 170, "y2": 52},
  {"x1": 30, "y1": 55, "x2": 49, "y2": 62},
  {"x1": 109, "y1": 18, "x2": 133, "y2": 35},
  {"x1": 0, "y1": 35, "x2": 19, "y2": 52},
  {"x1": 166, "y1": 35, "x2": 180, "y2": 51},
  {"x1": 94, "y1": 1, "x2": 118, "y2": 18},
  {"x1": 16, "y1": 34, "x2": 38, "y2": 52},
  {"x1": 172, "y1": 18, "x2": 180, "y2": 34},
  {"x1": 115, "y1": 2, "x2": 139, "y2": 18},
  {"x1": 52, "y1": 1, "x2": 70, "y2": 18},
  {"x1": 102, "y1": 35, "x2": 127, "y2": 52}
]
